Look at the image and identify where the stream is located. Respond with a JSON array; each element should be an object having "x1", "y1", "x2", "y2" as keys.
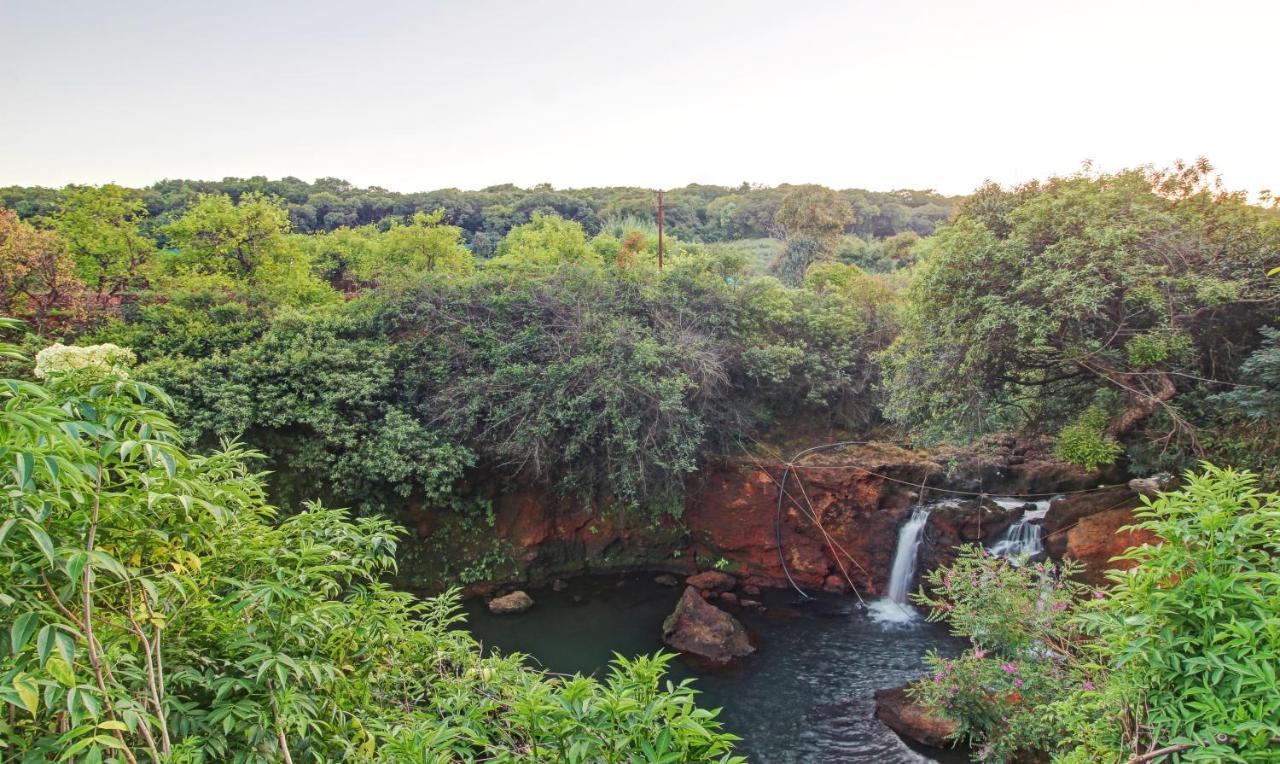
[{"x1": 462, "y1": 574, "x2": 968, "y2": 763}]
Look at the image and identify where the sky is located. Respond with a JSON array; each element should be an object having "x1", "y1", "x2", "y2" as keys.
[{"x1": 2, "y1": 0, "x2": 1277, "y2": 196}]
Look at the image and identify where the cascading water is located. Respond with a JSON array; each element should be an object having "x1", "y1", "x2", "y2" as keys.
[
  {"x1": 868, "y1": 505, "x2": 935, "y2": 624},
  {"x1": 988, "y1": 498, "x2": 1052, "y2": 563}
]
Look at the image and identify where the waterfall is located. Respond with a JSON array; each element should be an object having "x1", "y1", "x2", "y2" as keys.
[
  {"x1": 868, "y1": 505, "x2": 933, "y2": 624},
  {"x1": 989, "y1": 499, "x2": 1051, "y2": 563}
]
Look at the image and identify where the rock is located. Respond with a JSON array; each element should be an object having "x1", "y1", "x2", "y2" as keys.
[
  {"x1": 662, "y1": 586, "x2": 754, "y2": 663},
  {"x1": 1043, "y1": 487, "x2": 1138, "y2": 536},
  {"x1": 1064, "y1": 507, "x2": 1160, "y2": 587},
  {"x1": 742, "y1": 584, "x2": 761, "y2": 596},
  {"x1": 874, "y1": 685, "x2": 959, "y2": 749},
  {"x1": 487, "y1": 591, "x2": 534, "y2": 614},
  {"x1": 551, "y1": 579, "x2": 568, "y2": 591},
  {"x1": 1128, "y1": 473, "x2": 1175, "y2": 496},
  {"x1": 718, "y1": 592, "x2": 739, "y2": 606},
  {"x1": 740, "y1": 598, "x2": 764, "y2": 611},
  {"x1": 686, "y1": 570, "x2": 737, "y2": 593},
  {"x1": 823, "y1": 574, "x2": 849, "y2": 593},
  {"x1": 654, "y1": 574, "x2": 679, "y2": 587}
]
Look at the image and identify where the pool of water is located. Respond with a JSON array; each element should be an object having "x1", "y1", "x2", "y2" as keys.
[{"x1": 461, "y1": 573, "x2": 969, "y2": 763}]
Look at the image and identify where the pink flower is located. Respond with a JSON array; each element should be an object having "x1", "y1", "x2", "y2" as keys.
[
  {"x1": 1001, "y1": 663, "x2": 1017, "y2": 674},
  {"x1": 973, "y1": 646, "x2": 988, "y2": 659},
  {"x1": 1014, "y1": 678, "x2": 1024, "y2": 688},
  {"x1": 1083, "y1": 681, "x2": 1095, "y2": 691}
]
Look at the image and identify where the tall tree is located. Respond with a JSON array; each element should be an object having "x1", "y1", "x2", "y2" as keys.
[
  {"x1": 0, "y1": 210, "x2": 83, "y2": 333},
  {"x1": 49, "y1": 184, "x2": 155, "y2": 301}
]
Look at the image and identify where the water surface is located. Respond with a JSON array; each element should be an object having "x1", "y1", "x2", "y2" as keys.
[{"x1": 462, "y1": 574, "x2": 968, "y2": 763}]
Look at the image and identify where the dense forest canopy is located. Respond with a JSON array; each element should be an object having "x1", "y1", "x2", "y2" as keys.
[{"x1": 1, "y1": 178, "x2": 960, "y2": 254}]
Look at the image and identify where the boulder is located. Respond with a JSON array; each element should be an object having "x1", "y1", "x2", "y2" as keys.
[
  {"x1": 654, "y1": 573, "x2": 679, "y2": 587},
  {"x1": 686, "y1": 570, "x2": 737, "y2": 593},
  {"x1": 874, "y1": 685, "x2": 959, "y2": 749},
  {"x1": 662, "y1": 586, "x2": 754, "y2": 663},
  {"x1": 718, "y1": 591, "x2": 739, "y2": 607},
  {"x1": 487, "y1": 590, "x2": 534, "y2": 614},
  {"x1": 1063, "y1": 507, "x2": 1160, "y2": 587}
]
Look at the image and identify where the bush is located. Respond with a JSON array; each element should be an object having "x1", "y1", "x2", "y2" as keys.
[{"x1": 0, "y1": 338, "x2": 743, "y2": 762}]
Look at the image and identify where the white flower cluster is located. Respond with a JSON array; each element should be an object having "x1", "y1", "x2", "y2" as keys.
[{"x1": 34, "y1": 343, "x2": 137, "y2": 380}]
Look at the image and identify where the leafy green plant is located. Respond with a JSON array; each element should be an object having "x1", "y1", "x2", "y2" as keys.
[
  {"x1": 0, "y1": 335, "x2": 743, "y2": 762},
  {"x1": 1054, "y1": 404, "x2": 1123, "y2": 471}
]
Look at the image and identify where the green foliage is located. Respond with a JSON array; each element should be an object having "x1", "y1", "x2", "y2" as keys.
[
  {"x1": 880, "y1": 164, "x2": 1280, "y2": 458},
  {"x1": 0, "y1": 340, "x2": 742, "y2": 762},
  {"x1": 47, "y1": 184, "x2": 155, "y2": 299},
  {"x1": 490, "y1": 212, "x2": 599, "y2": 270},
  {"x1": 1054, "y1": 403, "x2": 1123, "y2": 471},
  {"x1": 913, "y1": 466, "x2": 1280, "y2": 763},
  {"x1": 1214, "y1": 326, "x2": 1280, "y2": 421},
  {"x1": 1085, "y1": 466, "x2": 1280, "y2": 761},
  {"x1": 776, "y1": 184, "x2": 855, "y2": 245}
]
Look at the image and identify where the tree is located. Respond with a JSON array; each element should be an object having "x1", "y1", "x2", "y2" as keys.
[
  {"x1": 775, "y1": 184, "x2": 854, "y2": 245},
  {"x1": 0, "y1": 210, "x2": 84, "y2": 333},
  {"x1": 161, "y1": 192, "x2": 293, "y2": 278},
  {"x1": 488, "y1": 212, "x2": 599, "y2": 270},
  {"x1": 48, "y1": 184, "x2": 155, "y2": 301},
  {"x1": 368, "y1": 210, "x2": 474, "y2": 283},
  {"x1": 880, "y1": 164, "x2": 1280, "y2": 465}
]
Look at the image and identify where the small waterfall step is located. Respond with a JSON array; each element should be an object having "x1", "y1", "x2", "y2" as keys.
[{"x1": 988, "y1": 498, "x2": 1052, "y2": 563}]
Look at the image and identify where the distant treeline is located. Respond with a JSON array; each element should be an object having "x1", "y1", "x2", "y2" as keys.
[{"x1": 0, "y1": 178, "x2": 960, "y2": 254}]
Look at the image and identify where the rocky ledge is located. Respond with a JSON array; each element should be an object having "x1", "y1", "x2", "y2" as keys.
[{"x1": 873, "y1": 685, "x2": 960, "y2": 749}]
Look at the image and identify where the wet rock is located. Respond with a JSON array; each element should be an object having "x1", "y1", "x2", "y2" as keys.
[
  {"x1": 662, "y1": 586, "x2": 754, "y2": 663},
  {"x1": 718, "y1": 592, "x2": 739, "y2": 607},
  {"x1": 488, "y1": 590, "x2": 534, "y2": 614},
  {"x1": 551, "y1": 579, "x2": 568, "y2": 591},
  {"x1": 742, "y1": 584, "x2": 761, "y2": 596},
  {"x1": 874, "y1": 685, "x2": 959, "y2": 749},
  {"x1": 740, "y1": 598, "x2": 764, "y2": 611},
  {"x1": 654, "y1": 573, "x2": 679, "y2": 587},
  {"x1": 920, "y1": 499, "x2": 1021, "y2": 573},
  {"x1": 1128, "y1": 472, "x2": 1175, "y2": 496},
  {"x1": 686, "y1": 570, "x2": 737, "y2": 593}
]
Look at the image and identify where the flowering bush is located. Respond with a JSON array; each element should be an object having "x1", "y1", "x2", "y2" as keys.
[{"x1": 33, "y1": 341, "x2": 136, "y2": 379}]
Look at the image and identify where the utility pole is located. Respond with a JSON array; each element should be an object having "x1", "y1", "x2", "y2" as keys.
[{"x1": 656, "y1": 189, "x2": 664, "y2": 270}]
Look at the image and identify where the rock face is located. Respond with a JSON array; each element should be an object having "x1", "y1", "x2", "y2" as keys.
[
  {"x1": 396, "y1": 440, "x2": 1109, "y2": 595},
  {"x1": 686, "y1": 570, "x2": 737, "y2": 592},
  {"x1": 662, "y1": 586, "x2": 754, "y2": 663},
  {"x1": 1063, "y1": 508, "x2": 1160, "y2": 587},
  {"x1": 1041, "y1": 487, "x2": 1160, "y2": 586},
  {"x1": 874, "y1": 685, "x2": 959, "y2": 749},
  {"x1": 487, "y1": 590, "x2": 534, "y2": 614}
]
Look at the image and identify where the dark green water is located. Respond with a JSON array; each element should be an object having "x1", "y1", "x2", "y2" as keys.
[{"x1": 462, "y1": 573, "x2": 969, "y2": 763}]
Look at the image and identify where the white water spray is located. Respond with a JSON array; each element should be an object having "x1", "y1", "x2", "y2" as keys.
[{"x1": 868, "y1": 505, "x2": 934, "y2": 624}]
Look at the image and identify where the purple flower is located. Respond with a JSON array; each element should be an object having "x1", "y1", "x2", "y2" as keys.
[
  {"x1": 1083, "y1": 681, "x2": 1095, "y2": 691},
  {"x1": 1001, "y1": 663, "x2": 1017, "y2": 674},
  {"x1": 974, "y1": 647, "x2": 988, "y2": 659},
  {"x1": 1014, "y1": 678, "x2": 1024, "y2": 688}
]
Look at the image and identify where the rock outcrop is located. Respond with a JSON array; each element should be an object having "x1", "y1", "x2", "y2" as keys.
[
  {"x1": 919, "y1": 498, "x2": 1024, "y2": 573},
  {"x1": 874, "y1": 685, "x2": 959, "y2": 749},
  {"x1": 1042, "y1": 487, "x2": 1160, "y2": 586},
  {"x1": 662, "y1": 586, "x2": 754, "y2": 663},
  {"x1": 487, "y1": 590, "x2": 534, "y2": 614},
  {"x1": 686, "y1": 570, "x2": 737, "y2": 593}
]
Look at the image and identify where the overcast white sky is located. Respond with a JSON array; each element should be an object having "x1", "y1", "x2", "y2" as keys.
[{"x1": 2, "y1": 0, "x2": 1276, "y2": 196}]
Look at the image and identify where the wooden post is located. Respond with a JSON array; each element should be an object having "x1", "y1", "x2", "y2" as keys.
[{"x1": 657, "y1": 189, "x2": 664, "y2": 270}]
